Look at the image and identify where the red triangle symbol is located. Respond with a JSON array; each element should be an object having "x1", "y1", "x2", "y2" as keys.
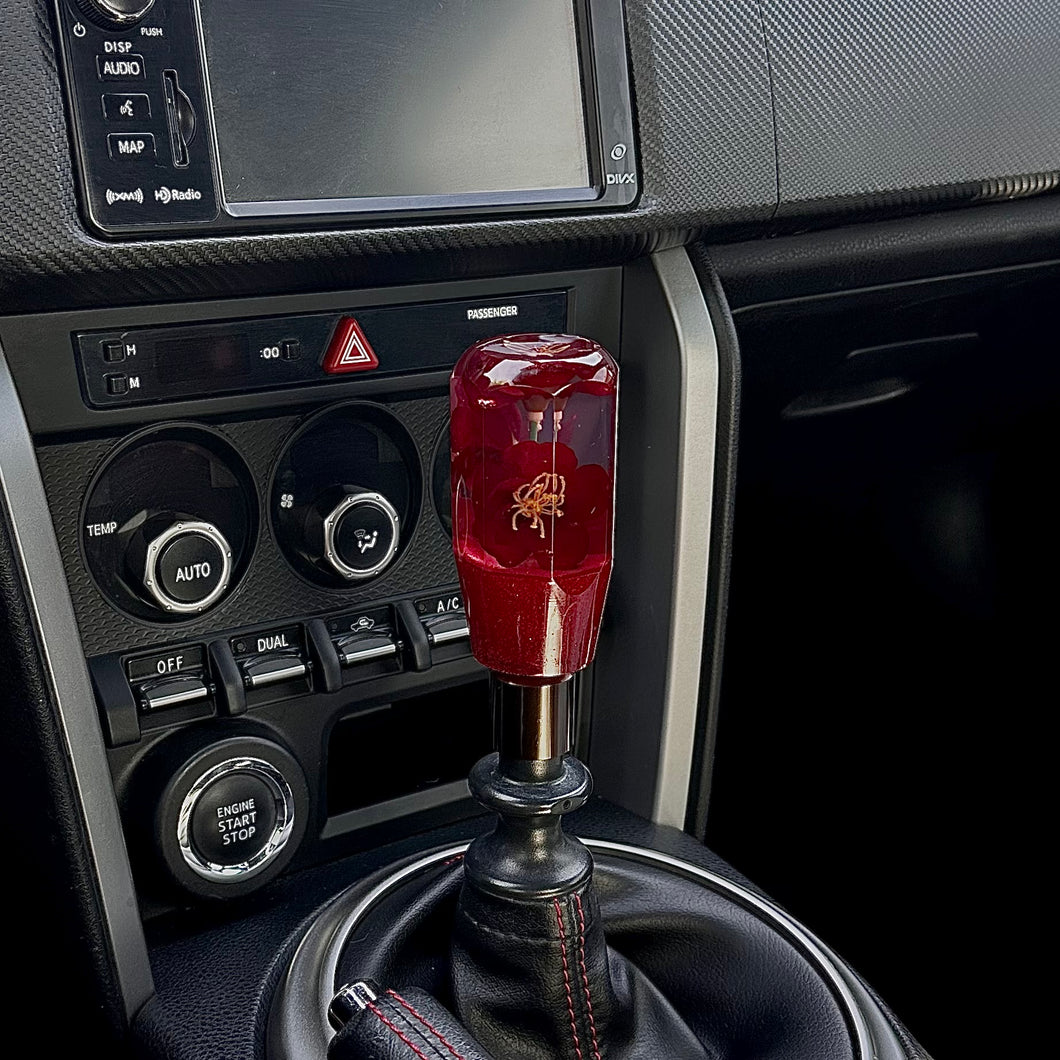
[{"x1": 323, "y1": 317, "x2": 380, "y2": 374}]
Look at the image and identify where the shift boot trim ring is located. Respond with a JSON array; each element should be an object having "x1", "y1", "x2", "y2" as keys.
[{"x1": 267, "y1": 841, "x2": 901, "y2": 1060}]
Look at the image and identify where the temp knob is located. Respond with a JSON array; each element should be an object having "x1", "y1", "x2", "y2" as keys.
[
  {"x1": 74, "y1": 0, "x2": 157, "y2": 28},
  {"x1": 322, "y1": 491, "x2": 400, "y2": 580},
  {"x1": 141, "y1": 520, "x2": 233, "y2": 614}
]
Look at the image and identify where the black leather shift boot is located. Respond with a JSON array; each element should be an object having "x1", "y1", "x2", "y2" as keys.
[
  {"x1": 334, "y1": 848, "x2": 858, "y2": 1060},
  {"x1": 451, "y1": 877, "x2": 708, "y2": 1060}
]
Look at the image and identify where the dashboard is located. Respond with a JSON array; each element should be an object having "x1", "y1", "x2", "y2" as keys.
[{"x1": 1, "y1": 1, "x2": 1056, "y2": 1056}]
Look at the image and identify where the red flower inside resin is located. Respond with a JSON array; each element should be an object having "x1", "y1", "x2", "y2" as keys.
[{"x1": 469, "y1": 440, "x2": 611, "y2": 570}]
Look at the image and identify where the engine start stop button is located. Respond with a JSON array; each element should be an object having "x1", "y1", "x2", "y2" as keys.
[
  {"x1": 177, "y1": 757, "x2": 294, "y2": 881},
  {"x1": 190, "y1": 771, "x2": 278, "y2": 866}
]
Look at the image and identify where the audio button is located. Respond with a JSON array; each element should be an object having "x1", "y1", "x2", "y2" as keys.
[{"x1": 97, "y1": 54, "x2": 146, "y2": 81}]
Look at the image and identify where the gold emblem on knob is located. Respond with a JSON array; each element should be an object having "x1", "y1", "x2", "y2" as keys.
[{"x1": 511, "y1": 473, "x2": 566, "y2": 538}]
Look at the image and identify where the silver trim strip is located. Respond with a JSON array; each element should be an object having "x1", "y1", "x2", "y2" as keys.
[
  {"x1": 0, "y1": 350, "x2": 153, "y2": 1022},
  {"x1": 268, "y1": 841, "x2": 884, "y2": 1060},
  {"x1": 244, "y1": 659, "x2": 308, "y2": 688},
  {"x1": 428, "y1": 624, "x2": 469, "y2": 645},
  {"x1": 338, "y1": 641, "x2": 397, "y2": 666},
  {"x1": 140, "y1": 675, "x2": 209, "y2": 711},
  {"x1": 649, "y1": 248, "x2": 719, "y2": 827}
]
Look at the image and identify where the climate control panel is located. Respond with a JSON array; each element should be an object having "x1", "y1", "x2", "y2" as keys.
[
  {"x1": 11, "y1": 272, "x2": 618, "y2": 908},
  {"x1": 91, "y1": 588, "x2": 469, "y2": 746}
]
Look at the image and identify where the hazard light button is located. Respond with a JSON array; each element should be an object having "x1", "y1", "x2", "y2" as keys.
[{"x1": 322, "y1": 317, "x2": 379, "y2": 374}]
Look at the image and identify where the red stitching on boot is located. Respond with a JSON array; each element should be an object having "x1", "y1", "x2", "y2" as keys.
[
  {"x1": 574, "y1": 893, "x2": 603, "y2": 1060},
  {"x1": 554, "y1": 897, "x2": 584, "y2": 1060},
  {"x1": 386, "y1": 990, "x2": 466, "y2": 1060},
  {"x1": 366, "y1": 1001, "x2": 431, "y2": 1060}
]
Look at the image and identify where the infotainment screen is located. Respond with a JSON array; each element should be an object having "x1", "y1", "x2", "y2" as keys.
[{"x1": 195, "y1": 0, "x2": 594, "y2": 215}]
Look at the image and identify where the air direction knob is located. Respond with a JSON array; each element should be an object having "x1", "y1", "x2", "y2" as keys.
[{"x1": 321, "y1": 492, "x2": 400, "y2": 580}]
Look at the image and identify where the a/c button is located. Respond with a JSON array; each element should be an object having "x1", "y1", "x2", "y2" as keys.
[{"x1": 107, "y1": 133, "x2": 156, "y2": 161}]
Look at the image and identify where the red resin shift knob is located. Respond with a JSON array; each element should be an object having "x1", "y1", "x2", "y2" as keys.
[{"x1": 450, "y1": 334, "x2": 618, "y2": 683}]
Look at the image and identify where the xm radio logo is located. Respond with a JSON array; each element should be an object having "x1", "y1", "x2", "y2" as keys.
[
  {"x1": 105, "y1": 187, "x2": 144, "y2": 205},
  {"x1": 155, "y1": 187, "x2": 204, "y2": 204}
]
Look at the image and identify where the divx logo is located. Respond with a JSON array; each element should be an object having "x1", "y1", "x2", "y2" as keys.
[
  {"x1": 606, "y1": 172, "x2": 636, "y2": 186},
  {"x1": 154, "y1": 187, "x2": 203, "y2": 204}
]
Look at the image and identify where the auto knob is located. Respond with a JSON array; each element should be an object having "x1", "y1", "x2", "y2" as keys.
[
  {"x1": 125, "y1": 513, "x2": 233, "y2": 615},
  {"x1": 308, "y1": 488, "x2": 401, "y2": 581},
  {"x1": 450, "y1": 333, "x2": 619, "y2": 683},
  {"x1": 74, "y1": 0, "x2": 157, "y2": 28}
]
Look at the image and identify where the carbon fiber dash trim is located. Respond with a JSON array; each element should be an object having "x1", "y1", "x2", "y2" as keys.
[{"x1": 763, "y1": 0, "x2": 1060, "y2": 214}]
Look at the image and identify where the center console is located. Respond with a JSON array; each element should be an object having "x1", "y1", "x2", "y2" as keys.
[{"x1": 2, "y1": 268, "x2": 620, "y2": 907}]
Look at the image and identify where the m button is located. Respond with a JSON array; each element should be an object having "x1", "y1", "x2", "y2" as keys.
[{"x1": 107, "y1": 133, "x2": 156, "y2": 161}]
